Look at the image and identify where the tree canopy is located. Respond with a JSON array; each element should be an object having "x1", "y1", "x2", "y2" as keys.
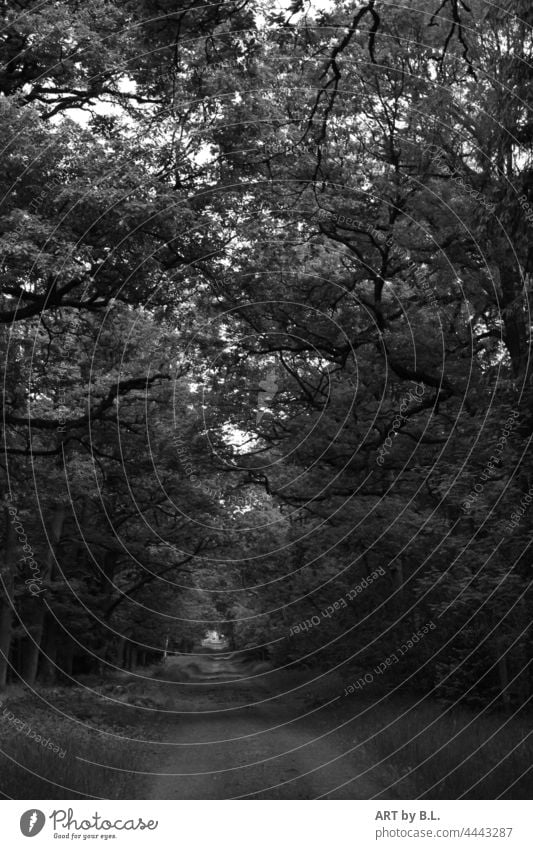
[{"x1": 1, "y1": 0, "x2": 532, "y2": 711}]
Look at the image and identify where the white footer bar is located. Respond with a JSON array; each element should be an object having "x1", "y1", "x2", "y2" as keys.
[{"x1": 1, "y1": 800, "x2": 529, "y2": 847}]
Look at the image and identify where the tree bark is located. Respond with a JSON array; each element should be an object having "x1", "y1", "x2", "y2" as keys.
[
  {"x1": 21, "y1": 502, "x2": 65, "y2": 685},
  {"x1": 0, "y1": 507, "x2": 17, "y2": 690}
]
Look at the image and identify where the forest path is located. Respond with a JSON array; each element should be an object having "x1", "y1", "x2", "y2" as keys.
[{"x1": 142, "y1": 655, "x2": 391, "y2": 800}]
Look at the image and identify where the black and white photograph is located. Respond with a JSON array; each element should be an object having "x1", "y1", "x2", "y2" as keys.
[{"x1": 0, "y1": 0, "x2": 531, "y2": 843}]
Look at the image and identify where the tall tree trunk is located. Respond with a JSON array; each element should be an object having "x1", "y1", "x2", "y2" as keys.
[
  {"x1": 20, "y1": 632, "x2": 41, "y2": 685},
  {"x1": 0, "y1": 507, "x2": 17, "y2": 690},
  {"x1": 21, "y1": 502, "x2": 65, "y2": 685},
  {"x1": 0, "y1": 602, "x2": 13, "y2": 690}
]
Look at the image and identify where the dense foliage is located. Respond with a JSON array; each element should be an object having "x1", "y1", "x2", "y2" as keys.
[{"x1": 1, "y1": 0, "x2": 532, "y2": 711}]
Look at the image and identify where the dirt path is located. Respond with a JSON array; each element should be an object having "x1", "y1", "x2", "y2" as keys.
[{"x1": 139, "y1": 656, "x2": 391, "y2": 800}]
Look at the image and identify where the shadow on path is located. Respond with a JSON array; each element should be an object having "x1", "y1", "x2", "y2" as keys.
[{"x1": 140, "y1": 655, "x2": 389, "y2": 799}]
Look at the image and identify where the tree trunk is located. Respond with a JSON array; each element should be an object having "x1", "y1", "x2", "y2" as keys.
[
  {"x1": 0, "y1": 601, "x2": 13, "y2": 690},
  {"x1": 224, "y1": 619, "x2": 236, "y2": 651},
  {"x1": 0, "y1": 507, "x2": 17, "y2": 690},
  {"x1": 21, "y1": 502, "x2": 66, "y2": 685},
  {"x1": 20, "y1": 634, "x2": 39, "y2": 685}
]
